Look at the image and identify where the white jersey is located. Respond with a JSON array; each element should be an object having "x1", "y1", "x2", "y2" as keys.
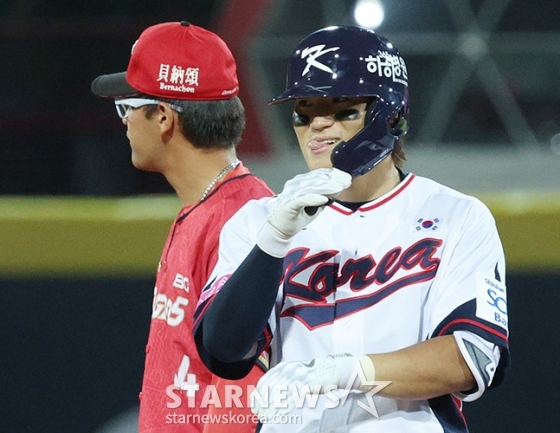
[{"x1": 200, "y1": 173, "x2": 509, "y2": 433}]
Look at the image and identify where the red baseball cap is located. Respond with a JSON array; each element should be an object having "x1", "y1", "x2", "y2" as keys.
[{"x1": 91, "y1": 21, "x2": 239, "y2": 100}]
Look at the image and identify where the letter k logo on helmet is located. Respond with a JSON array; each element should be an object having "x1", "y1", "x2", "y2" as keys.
[{"x1": 300, "y1": 44, "x2": 340, "y2": 76}]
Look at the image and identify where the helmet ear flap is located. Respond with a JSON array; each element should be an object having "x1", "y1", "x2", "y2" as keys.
[
  {"x1": 364, "y1": 98, "x2": 378, "y2": 124},
  {"x1": 391, "y1": 113, "x2": 408, "y2": 137},
  {"x1": 331, "y1": 100, "x2": 407, "y2": 177},
  {"x1": 388, "y1": 109, "x2": 409, "y2": 137}
]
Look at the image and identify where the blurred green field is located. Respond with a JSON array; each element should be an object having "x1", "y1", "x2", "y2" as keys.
[
  {"x1": 0, "y1": 196, "x2": 181, "y2": 277},
  {"x1": 0, "y1": 192, "x2": 558, "y2": 277}
]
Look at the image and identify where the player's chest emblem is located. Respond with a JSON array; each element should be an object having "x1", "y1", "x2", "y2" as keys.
[{"x1": 281, "y1": 238, "x2": 442, "y2": 329}]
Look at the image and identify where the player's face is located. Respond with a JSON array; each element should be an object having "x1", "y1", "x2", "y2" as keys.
[
  {"x1": 292, "y1": 97, "x2": 370, "y2": 171},
  {"x1": 122, "y1": 106, "x2": 164, "y2": 172}
]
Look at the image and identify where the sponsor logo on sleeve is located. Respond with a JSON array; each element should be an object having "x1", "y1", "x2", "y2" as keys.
[{"x1": 476, "y1": 272, "x2": 508, "y2": 330}]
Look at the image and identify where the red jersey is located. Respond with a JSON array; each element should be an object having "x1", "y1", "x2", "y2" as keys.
[{"x1": 138, "y1": 163, "x2": 272, "y2": 432}]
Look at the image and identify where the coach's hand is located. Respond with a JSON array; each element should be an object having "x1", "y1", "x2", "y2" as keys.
[
  {"x1": 256, "y1": 168, "x2": 351, "y2": 258},
  {"x1": 250, "y1": 354, "x2": 375, "y2": 422}
]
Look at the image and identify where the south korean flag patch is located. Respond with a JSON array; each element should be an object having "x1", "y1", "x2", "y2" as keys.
[{"x1": 412, "y1": 217, "x2": 444, "y2": 233}]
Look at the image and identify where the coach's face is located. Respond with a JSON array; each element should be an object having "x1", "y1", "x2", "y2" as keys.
[{"x1": 292, "y1": 97, "x2": 369, "y2": 171}]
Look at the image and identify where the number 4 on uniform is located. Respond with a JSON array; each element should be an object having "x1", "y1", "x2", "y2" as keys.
[{"x1": 174, "y1": 355, "x2": 200, "y2": 397}]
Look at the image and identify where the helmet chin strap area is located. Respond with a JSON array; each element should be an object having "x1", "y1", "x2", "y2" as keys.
[{"x1": 331, "y1": 102, "x2": 408, "y2": 177}]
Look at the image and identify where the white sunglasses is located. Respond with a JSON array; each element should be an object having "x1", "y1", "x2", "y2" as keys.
[{"x1": 114, "y1": 98, "x2": 183, "y2": 119}]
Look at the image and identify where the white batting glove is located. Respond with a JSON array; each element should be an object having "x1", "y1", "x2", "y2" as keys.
[
  {"x1": 250, "y1": 354, "x2": 376, "y2": 422},
  {"x1": 275, "y1": 168, "x2": 352, "y2": 205},
  {"x1": 257, "y1": 168, "x2": 351, "y2": 258}
]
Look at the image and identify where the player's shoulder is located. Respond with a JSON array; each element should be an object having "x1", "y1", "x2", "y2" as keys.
[
  {"x1": 411, "y1": 174, "x2": 495, "y2": 217},
  {"x1": 413, "y1": 174, "x2": 485, "y2": 203},
  {"x1": 235, "y1": 170, "x2": 271, "y2": 191},
  {"x1": 221, "y1": 170, "x2": 272, "y2": 197},
  {"x1": 213, "y1": 170, "x2": 272, "y2": 207},
  {"x1": 236, "y1": 193, "x2": 278, "y2": 215},
  {"x1": 222, "y1": 193, "x2": 277, "y2": 228}
]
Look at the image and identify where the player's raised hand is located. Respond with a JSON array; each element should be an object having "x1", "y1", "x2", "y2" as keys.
[
  {"x1": 275, "y1": 168, "x2": 352, "y2": 205},
  {"x1": 257, "y1": 168, "x2": 351, "y2": 258}
]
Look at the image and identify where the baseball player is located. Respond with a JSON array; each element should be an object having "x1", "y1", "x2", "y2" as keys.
[
  {"x1": 193, "y1": 26, "x2": 509, "y2": 432},
  {"x1": 91, "y1": 22, "x2": 273, "y2": 433}
]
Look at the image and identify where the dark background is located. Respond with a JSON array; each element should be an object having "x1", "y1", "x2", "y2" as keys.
[
  {"x1": 2, "y1": 0, "x2": 560, "y2": 196},
  {"x1": 1, "y1": 273, "x2": 557, "y2": 433},
  {"x1": 0, "y1": 1, "x2": 218, "y2": 196}
]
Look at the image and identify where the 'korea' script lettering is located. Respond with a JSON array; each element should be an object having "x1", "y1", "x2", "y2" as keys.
[{"x1": 281, "y1": 238, "x2": 442, "y2": 329}]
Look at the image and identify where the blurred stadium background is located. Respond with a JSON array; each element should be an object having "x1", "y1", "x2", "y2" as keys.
[{"x1": 0, "y1": 0, "x2": 559, "y2": 432}]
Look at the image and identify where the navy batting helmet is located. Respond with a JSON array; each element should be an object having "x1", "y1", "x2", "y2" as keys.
[{"x1": 271, "y1": 25, "x2": 409, "y2": 177}]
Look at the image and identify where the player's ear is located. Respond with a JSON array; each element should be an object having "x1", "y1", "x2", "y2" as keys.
[{"x1": 157, "y1": 102, "x2": 176, "y2": 136}]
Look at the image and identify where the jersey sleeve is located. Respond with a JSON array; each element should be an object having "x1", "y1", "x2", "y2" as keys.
[
  {"x1": 193, "y1": 198, "x2": 277, "y2": 378},
  {"x1": 194, "y1": 199, "x2": 269, "y2": 317},
  {"x1": 424, "y1": 197, "x2": 509, "y2": 387}
]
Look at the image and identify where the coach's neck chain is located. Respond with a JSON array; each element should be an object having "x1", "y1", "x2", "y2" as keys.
[{"x1": 200, "y1": 159, "x2": 240, "y2": 201}]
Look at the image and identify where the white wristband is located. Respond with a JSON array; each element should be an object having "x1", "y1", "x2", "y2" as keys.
[
  {"x1": 329, "y1": 354, "x2": 376, "y2": 392},
  {"x1": 357, "y1": 355, "x2": 376, "y2": 392}
]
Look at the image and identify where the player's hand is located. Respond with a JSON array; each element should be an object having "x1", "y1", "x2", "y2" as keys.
[
  {"x1": 250, "y1": 357, "x2": 340, "y2": 421},
  {"x1": 250, "y1": 355, "x2": 364, "y2": 422},
  {"x1": 257, "y1": 168, "x2": 351, "y2": 257},
  {"x1": 275, "y1": 168, "x2": 351, "y2": 206}
]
